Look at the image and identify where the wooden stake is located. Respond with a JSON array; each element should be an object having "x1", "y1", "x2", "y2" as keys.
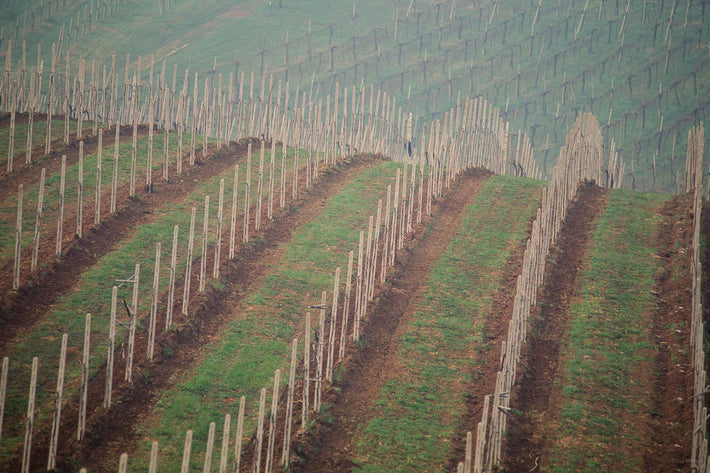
[
  {"x1": 234, "y1": 396, "x2": 246, "y2": 473},
  {"x1": 25, "y1": 108, "x2": 33, "y2": 164},
  {"x1": 77, "y1": 314, "x2": 91, "y2": 441},
  {"x1": 105, "y1": 286, "x2": 117, "y2": 408},
  {"x1": 76, "y1": 141, "x2": 84, "y2": 238},
  {"x1": 282, "y1": 339, "x2": 298, "y2": 467},
  {"x1": 219, "y1": 414, "x2": 231, "y2": 473},
  {"x1": 7, "y1": 109, "x2": 15, "y2": 173},
  {"x1": 181, "y1": 430, "x2": 193, "y2": 473},
  {"x1": 148, "y1": 243, "x2": 161, "y2": 360},
  {"x1": 130, "y1": 119, "x2": 137, "y2": 197},
  {"x1": 149, "y1": 441, "x2": 159, "y2": 473},
  {"x1": 268, "y1": 140, "x2": 275, "y2": 220},
  {"x1": 95, "y1": 129, "x2": 103, "y2": 225},
  {"x1": 326, "y1": 268, "x2": 340, "y2": 382},
  {"x1": 54, "y1": 154, "x2": 67, "y2": 258},
  {"x1": 214, "y1": 179, "x2": 224, "y2": 279},
  {"x1": 182, "y1": 207, "x2": 196, "y2": 315},
  {"x1": 229, "y1": 165, "x2": 239, "y2": 260},
  {"x1": 118, "y1": 453, "x2": 128, "y2": 473},
  {"x1": 0, "y1": 357, "x2": 8, "y2": 448},
  {"x1": 243, "y1": 143, "x2": 252, "y2": 243},
  {"x1": 203, "y1": 421, "x2": 216, "y2": 473},
  {"x1": 21, "y1": 357, "x2": 38, "y2": 473},
  {"x1": 302, "y1": 312, "x2": 311, "y2": 429},
  {"x1": 47, "y1": 333, "x2": 68, "y2": 470},
  {"x1": 265, "y1": 370, "x2": 281, "y2": 473},
  {"x1": 166, "y1": 225, "x2": 179, "y2": 328},
  {"x1": 111, "y1": 125, "x2": 119, "y2": 214},
  {"x1": 13, "y1": 184, "x2": 23, "y2": 291},
  {"x1": 125, "y1": 263, "x2": 140, "y2": 383},
  {"x1": 199, "y1": 195, "x2": 209, "y2": 293},
  {"x1": 31, "y1": 168, "x2": 45, "y2": 272},
  {"x1": 280, "y1": 142, "x2": 287, "y2": 209},
  {"x1": 339, "y1": 251, "x2": 354, "y2": 360},
  {"x1": 254, "y1": 387, "x2": 267, "y2": 473},
  {"x1": 256, "y1": 140, "x2": 264, "y2": 231}
]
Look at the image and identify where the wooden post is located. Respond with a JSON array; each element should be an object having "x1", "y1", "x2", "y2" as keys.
[
  {"x1": 243, "y1": 143, "x2": 252, "y2": 243},
  {"x1": 203, "y1": 421, "x2": 215, "y2": 473},
  {"x1": 214, "y1": 179, "x2": 224, "y2": 279},
  {"x1": 282, "y1": 339, "x2": 298, "y2": 467},
  {"x1": 25, "y1": 108, "x2": 33, "y2": 164},
  {"x1": 147, "y1": 242, "x2": 161, "y2": 360},
  {"x1": 149, "y1": 441, "x2": 159, "y2": 473},
  {"x1": 254, "y1": 387, "x2": 267, "y2": 473},
  {"x1": 47, "y1": 333, "x2": 68, "y2": 470},
  {"x1": 105, "y1": 286, "x2": 117, "y2": 408},
  {"x1": 21, "y1": 357, "x2": 38, "y2": 473},
  {"x1": 7, "y1": 109, "x2": 15, "y2": 173},
  {"x1": 130, "y1": 118, "x2": 137, "y2": 197},
  {"x1": 180, "y1": 430, "x2": 193, "y2": 473},
  {"x1": 339, "y1": 251, "x2": 354, "y2": 360},
  {"x1": 326, "y1": 268, "x2": 340, "y2": 382},
  {"x1": 268, "y1": 140, "x2": 275, "y2": 220},
  {"x1": 166, "y1": 225, "x2": 178, "y2": 328},
  {"x1": 13, "y1": 185, "x2": 23, "y2": 291},
  {"x1": 95, "y1": 129, "x2": 103, "y2": 225},
  {"x1": 163, "y1": 126, "x2": 170, "y2": 182},
  {"x1": 118, "y1": 453, "x2": 129, "y2": 473},
  {"x1": 292, "y1": 148, "x2": 299, "y2": 201},
  {"x1": 265, "y1": 370, "x2": 281, "y2": 473},
  {"x1": 31, "y1": 169, "x2": 45, "y2": 272},
  {"x1": 233, "y1": 396, "x2": 246, "y2": 473},
  {"x1": 354, "y1": 231, "x2": 364, "y2": 341},
  {"x1": 229, "y1": 165, "x2": 239, "y2": 260},
  {"x1": 315, "y1": 291, "x2": 326, "y2": 410},
  {"x1": 0, "y1": 357, "x2": 7, "y2": 448},
  {"x1": 280, "y1": 142, "x2": 287, "y2": 208},
  {"x1": 77, "y1": 314, "x2": 91, "y2": 441},
  {"x1": 302, "y1": 312, "x2": 311, "y2": 429},
  {"x1": 56, "y1": 155, "x2": 66, "y2": 257},
  {"x1": 76, "y1": 141, "x2": 84, "y2": 238},
  {"x1": 256, "y1": 141, "x2": 264, "y2": 231},
  {"x1": 219, "y1": 414, "x2": 231, "y2": 473},
  {"x1": 147, "y1": 99, "x2": 154, "y2": 192},
  {"x1": 46, "y1": 73, "x2": 54, "y2": 155},
  {"x1": 177, "y1": 126, "x2": 183, "y2": 175},
  {"x1": 381, "y1": 185, "x2": 391, "y2": 284},
  {"x1": 182, "y1": 207, "x2": 197, "y2": 314},
  {"x1": 199, "y1": 195, "x2": 209, "y2": 293},
  {"x1": 111, "y1": 125, "x2": 119, "y2": 214},
  {"x1": 125, "y1": 263, "x2": 140, "y2": 383}
]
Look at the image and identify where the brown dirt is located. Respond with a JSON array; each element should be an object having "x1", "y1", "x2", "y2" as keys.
[
  {"x1": 10, "y1": 154, "x2": 384, "y2": 473},
  {"x1": 502, "y1": 183, "x2": 608, "y2": 472},
  {"x1": 643, "y1": 193, "x2": 694, "y2": 472},
  {"x1": 0, "y1": 140, "x2": 245, "y2": 353},
  {"x1": 290, "y1": 168, "x2": 492, "y2": 473}
]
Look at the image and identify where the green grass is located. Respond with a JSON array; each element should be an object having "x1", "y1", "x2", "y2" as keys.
[
  {"x1": 0, "y1": 140, "x2": 300, "y2": 468},
  {"x1": 549, "y1": 188, "x2": 670, "y2": 472},
  {"x1": 351, "y1": 174, "x2": 545, "y2": 472},
  {"x1": 128, "y1": 160, "x2": 401, "y2": 472}
]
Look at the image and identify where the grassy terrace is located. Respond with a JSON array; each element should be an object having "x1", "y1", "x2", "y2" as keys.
[
  {"x1": 0, "y1": 129, "x2": 219, "y2": 270},
  {"x1": 130, "y1": 161, "x2": 401, "y2": 471},
  {"x1": 351, "y1": 175, "x2": 544, "y2": 472},
  {"x1": 0, "y1": 141, "x2": 298, "y2": 468},
  {"x1": 549, "y1": 189, "x2": 669, "y2": 472}
]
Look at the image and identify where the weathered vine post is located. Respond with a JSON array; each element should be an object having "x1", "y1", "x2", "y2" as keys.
[
  {"x1": 77, "y1": 313, "x2": 91, "y2": 441},
  {"x1": 47, "y1": 333, "x2": 68, "y2": 470},
  {"x1": 280, "y1": 141, "x2": 287, "y2": 209},
  {"x1": 147, "y1": 243, "x2": 161, "y2": 360},
  {"x1": 268, "y1": 140, "x2": 275, "y2": 220},
  {"x1": 21, "y1": 357, "x2": 38, "y2": 473},
  {"x1": 95, "y1": 129, "x2": 103, "y2": 225},
  {"x1": 254, "y1": 387, "x2": 267, "y2": 473},
  {"x1": 326, "y1": 268, "x2": 340, "y2": 382},
  {"x1": 56, "y1": 155, "x2": 66, "y2": 257},
  {"x1": 233, "y1": 396, "x2": 246, "y2": 473},
  {"x1": 7, "y1": 108, "x2": 15, "y2": 173},
  {"x1": 180, "y1": 430, "x2": 193, "y2": 473},
  {"x1": 76, "y1": 141, "x2": 84, "y2": 238},
  {"x1": 182, "y1": 207, "x2": 197, "y2": 315},
  {"x1": 302, "y1": 312, "x2": 311, "y2": 429},
  {"x1": 199, "y1": 195, "x2": 209, "y2": 293},
  {"x1": 111, "y1": 125, "x2": 119, "y2": 214},
  {"x1": 31, "y1": 168, "x2": 46, "y2": 272},
  {"x1": 265, "y1": 370, "x2": 281, "y2": 473},
  {"x1": 25, "y1": 108, "x2": 33, "y2": 164},
  {"x1": 243, "y1": 143, "x2": 252, "y2": 243},
  {"x1": 229, "y1": 165, "x2": 240, "y2": 260},
  {"x1": 219, "y1": 414, "x2": 231, "y2": 473},
  {"x1": 256, "y1": 140, "x2": 265, "y2": 231},
  {"x1": 0, "y1": 357, "x2": 8, "y2": 447},
  {"x1": 130, "y1": 115, "x2": 137, "y2": 197},
  {"x1": 13, "y1": 185, "x2": 23, "y2": 290},
  {"x1": 214, "y1": 179, "x2": 225, "y2": 278},
  {"x1": 282, "y1": 338, "x2": 298, "y2": 467},
  {"x1": 125, "y1": 263, "x2": 141, "y2": 383},
  {"x1": 105, "y1": 286, "x2": 118, "y2": 408},
  {"x1": 203, "y1": 421, "x2": 216, "y2": 473},
  {"x1": 166, "y1": 225, "x2": 179, "y2": 328},
  {"x1": 149, "y1": 441, "x2": 159, "y2": 473},
  {"x1": 353, "y1": 231, "x2": 364, "y2": 341}
]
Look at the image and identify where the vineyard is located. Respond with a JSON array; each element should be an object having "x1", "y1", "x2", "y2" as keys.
[{"x1": 0, "y1": 0, "x2": 708, "y2": 472}]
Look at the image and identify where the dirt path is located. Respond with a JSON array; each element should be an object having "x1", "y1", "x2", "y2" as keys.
[
  {"x1": 13, "y1": 155, "x2": 385, "y2": 473},
  {"x1": 0, "y1": 140, "x2": 246, "y2": 352},
  {"x1": 502, "y1": 183, "x2": 608, "y2": 472},
  {"x1": 644, "y1": 194, "x2": 694, "y2": 472},
  {"x1": 292, "y1": 169, "x2": 491, "y2": 473}
]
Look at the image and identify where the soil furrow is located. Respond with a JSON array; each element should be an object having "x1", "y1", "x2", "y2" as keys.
[
  {"x1": 644, "y1": 194, "x2": 694, "y2": 472},
  {"x1": 291, "y1": 168, "x2": 492, "y2": 473},
  {"x1": 12, "y1": 155, "x2": 384, "y2": 473},
  {"x1": 0, "y1": 140, "x2": 246, "y2": 352},
  {"x1": 502, "y1": 183, "x2": 608, "y2": 472}
]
